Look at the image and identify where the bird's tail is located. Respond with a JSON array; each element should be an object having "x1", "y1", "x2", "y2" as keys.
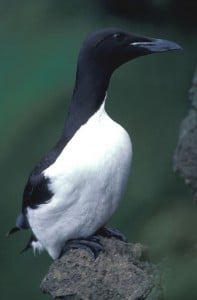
[
  {"x1": 7, "y1": 212, "x2": 29, "y2": 236},
  {"x1": 20, "y1": 235, "x2": 36, "y2": 254},
  {"x1": 20, "y1": 234, "x2": 44, "y2": 255},
  {"x1": 6, "y1": 226, "x2": 20, "y2": 236}
]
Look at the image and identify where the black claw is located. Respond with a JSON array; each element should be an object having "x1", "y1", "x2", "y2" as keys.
[
  {"x1": 60, "y1": 237, "x2": 104, "y2": 259},
  {"x1": 86, "y1": 235, "x2": 101, "y2": 244},
  {"x1": 97, "y1": 226, "x2": 128, "y2": 242}
]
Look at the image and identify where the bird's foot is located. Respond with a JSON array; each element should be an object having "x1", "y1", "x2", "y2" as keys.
[
  {"x1": 96, "y1": 226, "x2": 128, "y2": 242},
  {"x1": 60, "y1": 235, "x2": 104, "y2": 259}
]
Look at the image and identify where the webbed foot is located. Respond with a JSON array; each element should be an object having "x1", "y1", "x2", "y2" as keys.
[
  {"x1": 96, "y1": 226, "x2": 128, "y2": 242},
  {"x1": 60, "y1": 235, "x2": 104, "y2": 259}
]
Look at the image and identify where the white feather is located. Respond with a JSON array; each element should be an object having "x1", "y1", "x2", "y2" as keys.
[
  {"x1": 27, "y1": 100, "x2": 132, "y2": 259},
  {"x1": 31, "y1": 240, "x2": 45, "y2": 255}
]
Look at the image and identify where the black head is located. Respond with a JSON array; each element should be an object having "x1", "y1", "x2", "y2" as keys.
[
  {"x1": 64, "y1": 28, "x2": 181, "y2": 143},
  {"x1": 78, "y1": 27, "x2": 182, "y2": 76}
]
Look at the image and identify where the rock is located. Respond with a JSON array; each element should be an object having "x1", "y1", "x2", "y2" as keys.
[
  {"x1": 173, "y1": 68, "x2": 197, "y2": 201},
  {"x1": 40, "y1": 237, "x2": 163, "y2": 300}
]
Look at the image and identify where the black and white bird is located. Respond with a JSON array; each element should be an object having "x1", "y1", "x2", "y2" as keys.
[{"x1": 8, "y1": 28, "x2": 181, "y2": 260}]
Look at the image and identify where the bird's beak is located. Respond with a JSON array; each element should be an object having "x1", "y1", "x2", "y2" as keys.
[{"x1": 130, "y1": 38, "x2": 182, "y2": 53}]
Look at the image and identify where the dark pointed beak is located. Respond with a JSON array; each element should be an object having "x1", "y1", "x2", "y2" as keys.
[{"x1": 131, "y1": 38, "x2": 182, "y2": 53}]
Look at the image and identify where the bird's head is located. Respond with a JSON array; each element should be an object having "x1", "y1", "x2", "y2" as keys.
[{"x1": 78, "y1": 27, "x2": 182, "y2": 76}]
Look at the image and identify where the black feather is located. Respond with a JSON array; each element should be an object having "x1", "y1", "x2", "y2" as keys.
[
  {"x1": 20, "y1": 234, "x2": 37, "y2": 254},
  {"x1": 22, "y1": 174, "x2": 53, "y2": 211},
  {"x1": 6, "y1": 227, "x2": 20, "y2": 236}
]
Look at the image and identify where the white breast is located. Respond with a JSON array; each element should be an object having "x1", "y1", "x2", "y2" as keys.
[{"x1": 27, "y1": 100, "x2": 132, "y2": 259}]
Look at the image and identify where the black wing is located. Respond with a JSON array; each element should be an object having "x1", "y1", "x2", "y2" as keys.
[
  {"x1": 8, "y1": 142, "x2": 62, "y2": 236},
  {"x1": 21, "y1": 138, "x2": 67, "y2": 212},
  {"x1": 22, "y1": 173, "x2": 53, "y2": 212}
]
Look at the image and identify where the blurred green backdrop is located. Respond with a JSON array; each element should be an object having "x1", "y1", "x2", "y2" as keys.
[{"x1": 1, "y1": 1, "x2": 197, "y2": 299}]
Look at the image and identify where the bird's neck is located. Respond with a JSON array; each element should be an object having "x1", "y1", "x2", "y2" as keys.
[{"x1": 62, "y1": 63, "x2": 111, "y2": 141}]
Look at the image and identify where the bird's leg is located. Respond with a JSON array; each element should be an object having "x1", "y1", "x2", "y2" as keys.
[
  {"x1": 96, "y1": 226, "x2": 128, "y2": 242},
  {"x1": 60, "y1": 235, "x2": 104, "y2": 259}
]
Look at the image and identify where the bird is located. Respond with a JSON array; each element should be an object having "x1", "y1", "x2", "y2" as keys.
[{"x1": 8, "y1": 28, "x2": 181, "y2": 260}]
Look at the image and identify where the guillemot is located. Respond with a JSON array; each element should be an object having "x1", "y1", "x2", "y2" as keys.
[{"x1": 8, "y1": 28, "x2": 181, "y2": 259}]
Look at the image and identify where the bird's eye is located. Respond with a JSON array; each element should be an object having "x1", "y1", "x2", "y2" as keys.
[{"x1": 113, "y1": 33, "x2": 125, "y2": 41}]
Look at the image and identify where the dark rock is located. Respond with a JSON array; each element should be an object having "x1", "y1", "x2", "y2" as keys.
[
  {"x1": 40, "y1": 237, "x2": 163, "y2": 300},
  {"x1": 174, "y1": 69, "x2": 197, "y2": 201}
]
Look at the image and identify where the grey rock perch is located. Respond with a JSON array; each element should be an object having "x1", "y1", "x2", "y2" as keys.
[
  {"x1": 40, "y1": 237, "x2": 162, "y2": 300},
  {"x1": 174, "y1": 68, "x2": 197, "y2": 201}
]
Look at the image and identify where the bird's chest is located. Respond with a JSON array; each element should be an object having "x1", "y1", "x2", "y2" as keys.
[
  {"x1": 46, "y1": 109, "x2": 132, "y2": 194},
  {"x1": 43, "y1": 108, "x2": 132, "y2": 233}
]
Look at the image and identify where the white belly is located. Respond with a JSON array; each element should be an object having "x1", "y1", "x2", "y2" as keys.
[{"x1": 27, "y1": 102, "x2": 132, "y2": 259}]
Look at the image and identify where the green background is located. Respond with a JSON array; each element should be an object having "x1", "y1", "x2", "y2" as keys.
[{"x1": 1, "y1": 1, "x2": 197, "y2": 299}]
